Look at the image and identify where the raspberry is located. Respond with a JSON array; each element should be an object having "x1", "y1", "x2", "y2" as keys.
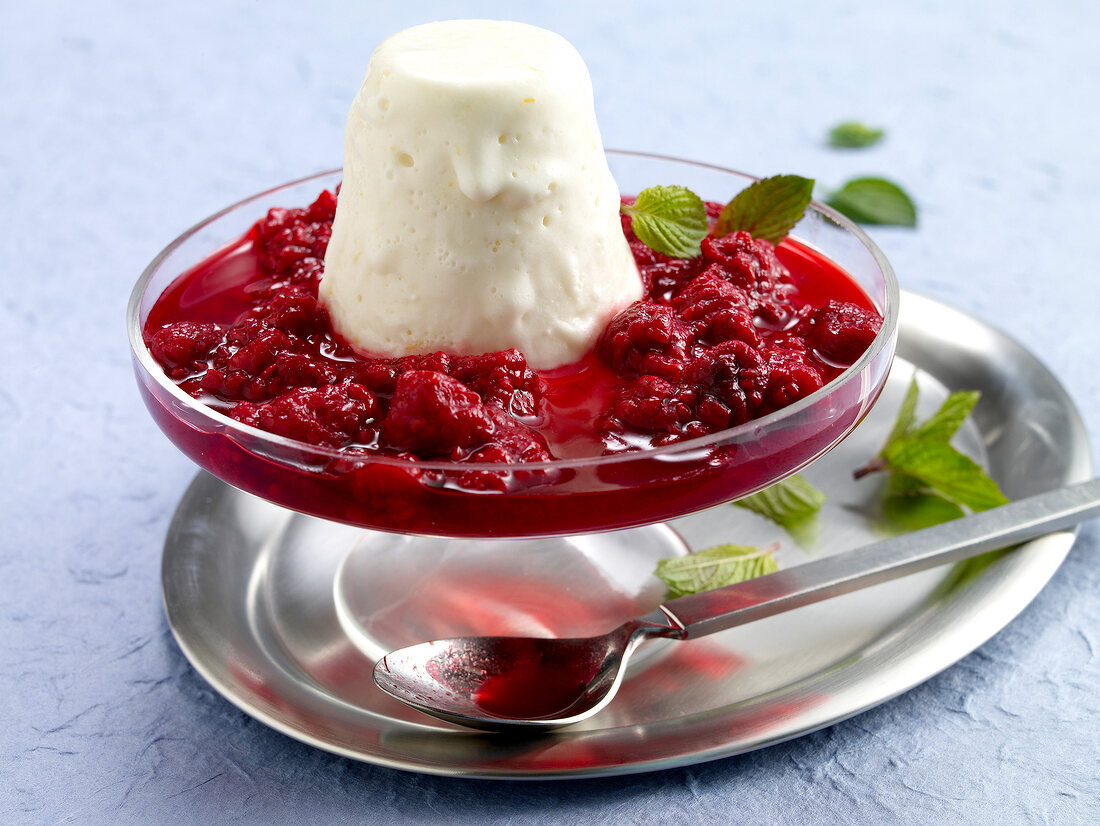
[
  {"x1": 672, "y1": 268, "x2": 760, "y2": 348},
  {"x1": 149, "y1": 322, "x2": 222, "y2": 375},
  {"x1": 468, "y1": 424, "x2": 551, "y2": 463},
  {"x1": 673, "y1": 267, "x2": 751, "y2": 317},
  {"x1": 603, "y1": 337, "x2": 774, "y2": 444},
  {"x1": 382, "y1": 370, "x2": 495, "y2": 456},
  {"x1": 230, "y1": 383, "x2": 377, "y2": 448},
  {"x1": 306, "y1": 188, "x2": 338, "y2": 223},
  {"x1": 352, "y1": 359, "x2": 404, "y2": 396},
  {"x1": 686, "y1": 340, "x2": 768, "y2": 426},
  {"x1": 252, "y1": 189, "x2": 336, "y2": 281},
  {"x1": 253, "y1": 287, "x2": 328, "y2": 337},
  {"x1": 701, "y1": 231, "x2": 785, "y2": 293},
  {"x1": 352, "y1": 352, "x2": 451, "y2": 396},
  {"x1": 608, "y1": 375, "x2": 698, "y2": 438},
  {"x1": 642, "y1": 257, "x2": 704, "y2": 302},
  {"x1": 760, "y1": 347, "x2": 824, "y2": 411},
  {"x1": 452, "y1": 349, "x2": 543, "y2": 417},
  {"x1": 401, "y1": 351, "x2": 453, "y2": 375},
  {"x1": 457, "y1": 422, "x2": 556, "y2": 492},
  {"x1": 272, "y1": 351, "x2": 338, "y2": 390},
  {"x1": 599, "y1": 301, "x2": 694, "y2": 379},
  {"x1": 286, "y1": 256, "x2": 325, "y2": 286},
  {"x1": 806, "y1": 300, "x2": 882, "y2": 364},
  {"x1": 226, "y1": 327, "x2": 295, "y2": 374}
]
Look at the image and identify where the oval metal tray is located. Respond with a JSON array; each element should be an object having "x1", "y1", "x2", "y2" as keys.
[{"x1": 161, "y1": 291, "x2": 1091, "y2": 778}]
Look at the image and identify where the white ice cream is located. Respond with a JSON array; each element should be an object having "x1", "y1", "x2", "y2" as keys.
[{"x1": 320, "y1": 20, "x2": 641, "y2": 369}]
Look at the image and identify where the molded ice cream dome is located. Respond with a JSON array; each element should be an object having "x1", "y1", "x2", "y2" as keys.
[{"x1": 320, "y1": 20, "x2": 642, "y2": 370}]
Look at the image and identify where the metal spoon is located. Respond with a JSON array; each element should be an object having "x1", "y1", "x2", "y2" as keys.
[{"x1": 373, "y1": 478, "x2": 1100, "y2": 732}]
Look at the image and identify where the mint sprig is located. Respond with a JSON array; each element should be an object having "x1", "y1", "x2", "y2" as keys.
[
  {"x1": 826, "y1": 177, "x2": 917, "y2": 227},
  {"x1": 856, "y1": 376, "x2": 1008, "y2": 530},
  {"x1": 620, "y1": 185, "x2": 707, "y2": 258},
  {"x1": 654, "y1": 543, "x2": 779, "y2": 599},
  {"x1": 909, "y1": 391, "x2": 979, "y2": 442},
  {"x1": 714, "y1": 174, "x2": 814, "y2": 245},
  {"x1": 624, "y1": 174, "x2": 814, "y2": 257},
  {"x1": 828, "y1": 121, "x2": 885, "y2": 149},
  {"x1": 883, "y1": 440, "x2": 1008, "y2": 512},
  {"x1": 733, "y1": 473, "x2": 825, "y2": 547}
]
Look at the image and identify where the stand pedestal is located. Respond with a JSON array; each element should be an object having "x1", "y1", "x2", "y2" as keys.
[{"x1": 332, "y1": 527, "x2": 690, "y2": 662}]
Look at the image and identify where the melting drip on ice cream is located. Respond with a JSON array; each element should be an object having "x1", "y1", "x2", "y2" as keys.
[{"x1": 320, "y1": 20, "x2": 642, "y2": 370}]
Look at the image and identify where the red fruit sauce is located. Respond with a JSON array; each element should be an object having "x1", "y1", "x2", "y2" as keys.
[
  {"x1": 138, "y1": 189, "x2": 885, "y2": 536},
  {"x1": 469, "y1": 638, "x2": 603, "y2": 719},
  {"x1": 402, "y1": 637, "x2": 606, "y2": 720}
]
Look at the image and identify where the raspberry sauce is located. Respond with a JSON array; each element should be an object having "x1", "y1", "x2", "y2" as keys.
[
  {"x1": 137, "y1": 189, "x2": 888, "y2": 536},
  {"x1": 469, "y1": 638, "x2": 602, "y2": 719}
]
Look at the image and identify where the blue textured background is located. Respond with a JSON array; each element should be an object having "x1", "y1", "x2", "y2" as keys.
[{"x1": 3, "y1": 1, "x2": 1098, "y2": 822}]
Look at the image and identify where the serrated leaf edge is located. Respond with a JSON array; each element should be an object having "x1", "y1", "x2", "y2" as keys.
[
  {"x1": 715, "y1": 174, "x2": 814, "y2": 244},
  {"x1": 622, "y1": 185, "x2": 707, "y2": 258},
  {"x1": 654, "y1": 544, "x2": 779, "y2": 598}
]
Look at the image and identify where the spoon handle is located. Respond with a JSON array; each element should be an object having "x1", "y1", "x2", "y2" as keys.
[{"x1": 659, "y1": 478, "x2": 1100, "y2": 639}]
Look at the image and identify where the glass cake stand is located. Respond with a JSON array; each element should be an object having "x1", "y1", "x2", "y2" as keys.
[{"x1": 127, "y1": 152, "x2": 899, "y2": 701}]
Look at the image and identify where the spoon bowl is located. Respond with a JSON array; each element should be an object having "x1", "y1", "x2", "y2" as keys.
[
  {"x1": 373, "y1": 479, "x2": 1100, "y2": 731},
  {"x1": 373, "y1": 617, "x2": 673, "y2": 731}
]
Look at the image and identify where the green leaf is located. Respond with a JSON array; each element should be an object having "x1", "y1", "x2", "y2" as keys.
[
  {"x1": 909, "y1": 391, "x2": 980, "y2": 443},
  {"x1": 883, "y1": 375, "x2": 920, "y2": 450},
  {"x1": 887, "y1": 471, "x2": 927, "y2": 496},
  {"x1": 734, "y1": 474, "x2": 825, "y2": 529},
  {"x1": 654, "y1": 544, "x2": 779, "y2": 599},
  {"x1": 883, "y1": 490, "x2": 966, "y2": 531},
  {"x1": 882, "y1": 439, "x2": 1010, "y2": 512},
  {"x1": 825, "y1": 177, "x2": 917, "y2": 227},
  {"x1": 714, "y1": 174, "x2": 815, "y2": 245},
  {"x1": 828, "y1": 121, "x2": 885, "y2": 148},
  {"x1": 621, "y1": 185, "x2": 708, "y2": 258},
  {"x1": 858, "y1": 379, "x2": 1009, "y2": 533}
]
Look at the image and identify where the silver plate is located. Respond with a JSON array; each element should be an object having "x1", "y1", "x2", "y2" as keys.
[{"x1": 162, "y1": 291, "x2": 1091, "y2": 778}]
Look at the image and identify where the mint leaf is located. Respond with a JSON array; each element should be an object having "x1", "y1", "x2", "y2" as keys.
[
  {"x1": 887, "y1": 471, "x2": 926, "y2": 496},
  {"x1": 733, "y1": 474, "x2": 825, "y2": 545},
  {"x1": 874, "y1": 380, "x2": 976, "y2": 456},
  {"x1": 883, "y1": 490, "x2": 966, "y2": 532},
  {"x1": 654, "y1": 544, "x2": 778, "y2": 599},
  {"x1": 909, "y1": 391, "x2": 979, "y2": 443},
  {"x1": 882, "y1": 439, "x2": 1009, "y2": 512},
  {"x1": 826, "y1": 177, "x2": 917, "y2": 227},
  {"x1": 883, "y1": 375, "x2": 920, "y2": 450},
  {"x1": 828, "y1": 121, "x2": 885, "y2": 148},
  {"x1": 621, "y1": 185, "x2": 707, "y2": 258},
  {"x1": 714, "y1": 174, "x2": 814, "y2": 245},
  {"x1": 856, "y1": 379, "x2": 1009, "y2": 530}
]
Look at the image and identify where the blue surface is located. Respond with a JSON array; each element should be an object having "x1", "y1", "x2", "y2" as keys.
[{"x1": 3, "y1": 1, "x2": 1098, "y2": 822}]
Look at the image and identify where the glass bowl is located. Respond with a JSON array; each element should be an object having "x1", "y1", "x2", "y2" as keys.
[{"x1": 128, "y1": 151, "x2": 899, "y2": 539}]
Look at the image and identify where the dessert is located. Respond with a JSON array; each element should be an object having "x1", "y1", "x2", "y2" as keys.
[
  {"x1": 133, "y1": 22, "x2": 895, "y2": 537},
  {"x1": 321, "y1": 20, "x2": 640, "y2": 369},
  {"x1": 145, "y1": 189, "x2": 880, "y2": 462}
]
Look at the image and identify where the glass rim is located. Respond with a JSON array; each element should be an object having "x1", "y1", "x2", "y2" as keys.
[{"x1": 127, "y1": 150, "x2": 900, "y2": 474}]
